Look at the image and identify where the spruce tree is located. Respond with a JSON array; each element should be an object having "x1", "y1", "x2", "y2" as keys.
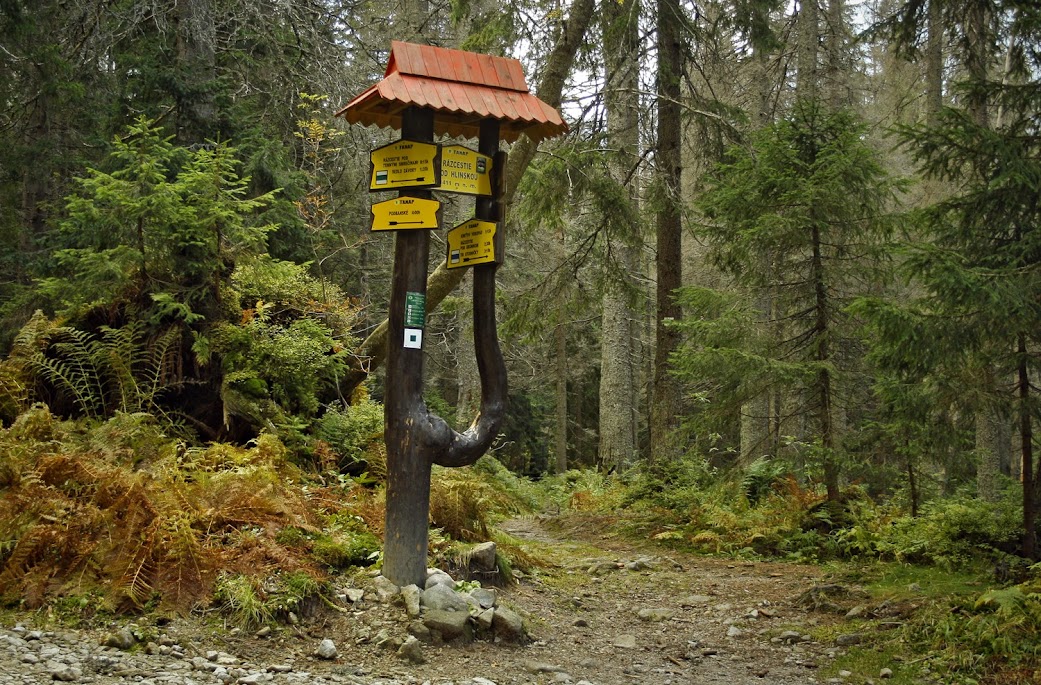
[{"x1": 691, "y1": 102, "x2": 900, "y2": 501}]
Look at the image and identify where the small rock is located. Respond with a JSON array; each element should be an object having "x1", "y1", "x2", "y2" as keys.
[
  {"x1": 471, "y1": 679, "x2": 498, "y2": 685},
  {"x1": 20, "y1": 653, "x2": 40, "y2": 665},
  {"x1": 573, "y1": 618, "x2": 589, "y2": 628},
  {"x1": 397, "y1": 635, "x2": 425, "y2": 664},
  {"x1": 469, "y1": 586, "x2": 497, "y2": 609},
  {"x1": 401, "y1": 584, "x2": 422, "y2": 617},
  {"x1": 523, "y1": 661, "x2": 568, "y2": 674},
  {"x1": 425, "y1": 569, "x2": 455, "y2": 589},
  {"x1": 846, "y1": 605, "x2": 867, "y2": 619},
  {"x1": 469, "y1": 541, "x2": 498, "y2": 572},
  {"x1": 637, "y1": 607, "x2": 674, "y2": 622},
  {"x1": 879, "y1": 667, "x2": 894, "y2": 679},
  {"x1": 726, "y1": 626, "x2": 744, "y2": 638},
  {"x1": 840, "y1": 670, "x2": 853, "y2": 678},
  {"x1": 753, "y1": 669, "x2": 769, "y2": 678},
  {"x1": 49, "y1": 665, "x2": 82, "y2": 682},
  {"x1": 908, "y1": 583, "x2": 922, "y2": 593},
  {"x1": 424, "y1": 609, "x2": 473, "y2": 642},
  {"x1": 372, "y1": 575, "x2": 400, "y2": 602},
  {"x1": 835, "y1": 633, "x2": 864, "y2": 647},
  {"x1": 491, "y1": 605, "x2": 525, "y2": 643},
  {"x1": 267, "y1": 664, "x2": 292, "y2": 673},
  {"x1": 679, "y1": 595, "x2": 712, "y2": 607},
  {"x1": 612, "y1": 634, "x2": 638, "y2": 649},
  {"x1": 315, "y1": 639, "x2": 337, "y2": 660},
  {"x1": 345, "y1": 588, "x2": 365, "y2": 603},
  {"x1": 103, "y1": 629, "x2": 136, "y2": 650},
  {"x1": 421, "y1": 583, "x2": 469, "y2": 612},
  {"x1": 255, "y1": 627, "x2": 272, "y2": 639},
  {"x1": 701, "y1": 648, "x2": 719, "y2": 657},
  {"x1": 476, "y1": 608, "x2": 495, "y2": 631}
]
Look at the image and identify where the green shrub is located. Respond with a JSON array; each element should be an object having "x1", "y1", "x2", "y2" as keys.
[
  {"x1": 621, "y1": 455, "x2": 715, "y2": 512},
  {"x1": 314, "y1": 398, "x2": 384, "y2": 474},
  {"x1": 880, "y1": 494, "x2": 1023, "y2": 567},
  {"x1": 311, "y1": 529, "x2": 380, "y2": 568}
]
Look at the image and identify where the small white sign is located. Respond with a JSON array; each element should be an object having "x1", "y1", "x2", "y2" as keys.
[{"x1": 403, "y1": 327, "x2": 423, "y2": 349}]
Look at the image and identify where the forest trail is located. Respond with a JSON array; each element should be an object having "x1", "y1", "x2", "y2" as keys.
[
  {"x1": 0, "y1": 515, "x2": 849, "y2": 685},
  {"x1": 464, "y1": 513, "x2": 837, "y2": 684}
]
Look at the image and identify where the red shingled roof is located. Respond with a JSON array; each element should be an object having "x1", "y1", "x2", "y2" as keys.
[{"x1": 336, "y1": 41, "x2": 568, "y2": 144}]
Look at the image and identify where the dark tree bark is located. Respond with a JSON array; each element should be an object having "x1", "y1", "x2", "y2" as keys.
[{"x1": 649, "y1": 0, "x2": 683, "y2": 463}]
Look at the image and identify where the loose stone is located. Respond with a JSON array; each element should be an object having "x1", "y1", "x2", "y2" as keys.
[{"x1": 315, "y1": 639, "x2": 338, "y2": 660}]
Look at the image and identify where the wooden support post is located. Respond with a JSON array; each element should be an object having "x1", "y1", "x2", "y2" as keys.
[
  {"x1": 383, "y1": 107, "x2": 436, "y2": 588},
  {"x1": 382, "y1": 113, "x2": 509, "y2": 588}
]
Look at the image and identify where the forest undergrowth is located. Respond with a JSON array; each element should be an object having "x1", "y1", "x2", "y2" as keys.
[{"x1": 1, "y1": 412, "x2": 1040, "y2": 684}]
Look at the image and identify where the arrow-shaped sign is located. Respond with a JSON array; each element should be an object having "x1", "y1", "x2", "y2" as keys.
[
  {"x1": 446, "y1": 219, "x2": 498, "y2": 268},
  {"x1": 371, "y1": 196, "x2": 442, "y2": 231},
  {"x1": 370, "y1": 139, "x2": 441, "y2": 191}
]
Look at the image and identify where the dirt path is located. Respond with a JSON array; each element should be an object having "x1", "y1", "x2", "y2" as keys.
[
  {"x1": 1, "y1": 514, "x2": 844, "y2": 685},
  {"x1": 468, "y1": 514, "x2": 834, "y2": 684}
]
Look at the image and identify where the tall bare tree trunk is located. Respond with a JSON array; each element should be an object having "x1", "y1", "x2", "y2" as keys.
[
  {"x1": 824, "y1": 0, "x2": 846, "y2": 108},
  {"x1": 598, "y1": 0, "x2": 640, "y2": 470},
  {"x1": 976, "y1": 402, "x2": 1002, "y2": 502},
  {"x1": 740, "y1": 44, "x2": 777, "y2": 464},
  {"x1": 649, "y1": 0, "x2": 683, "y2": 463},
  {"x1": 810, "y1": 223, "x2": 839, "y2": 502},
  {"x1": 174, "y1": 0, "x2": 217, "y2": 140},
  {"x1": 925, "y1": 0, "x2": 943, "y2": 123},
  {"x1": 554, "y1": 305, "x2": 569, "y2": 473},
  {"x1": 1018, "y1": 334, "x2": 1037, "y2": 559},
  {"x1": 797, "y1": 0, "x2": 819, "y2": 101}
]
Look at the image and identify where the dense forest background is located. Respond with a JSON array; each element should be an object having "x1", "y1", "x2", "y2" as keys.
[{"x1": 3, "y1": 1, "x2": 1041, "y2": 677}]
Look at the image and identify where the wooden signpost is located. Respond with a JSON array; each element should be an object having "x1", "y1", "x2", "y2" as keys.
[{"x1": 337, "y1": 41, "x2": 567, "y2": 588}]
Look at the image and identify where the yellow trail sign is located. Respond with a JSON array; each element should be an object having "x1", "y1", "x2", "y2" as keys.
[
  {"x1": 371, "y1": 196, "x2": 441, "y2": 231},
  {"x1": 370, "y1": 140, "x2": 441, "y2": 190},
  {"x1": 447, "y1": 219, "x2": 497, "y2": 268},
  {"x1": 435, "y1": 145, "x2": 493, "y2": 196}
]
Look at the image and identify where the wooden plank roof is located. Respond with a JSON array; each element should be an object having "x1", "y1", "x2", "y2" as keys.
[{"x1": 336, "y1": 41, "x2": 568, "y2": 144}]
